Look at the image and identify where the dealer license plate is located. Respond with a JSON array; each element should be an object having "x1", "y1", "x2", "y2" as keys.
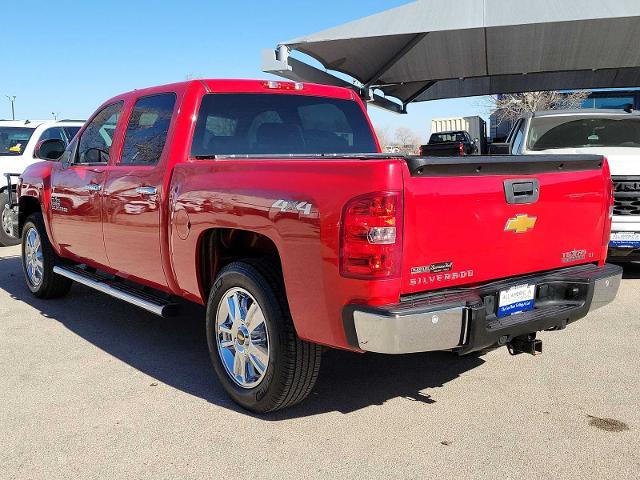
[
  {"x1": 498, "y1": 284, "x2": 536, "y2": 318},
  {"x1": 610, "y1": 232, "x2": 640, "y2": 249}
]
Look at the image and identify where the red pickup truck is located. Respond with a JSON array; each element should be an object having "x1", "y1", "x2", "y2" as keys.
[{"x1": 17, "y1": 79, "x2": 622, "y2": 412}]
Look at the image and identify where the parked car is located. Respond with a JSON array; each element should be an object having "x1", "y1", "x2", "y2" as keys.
[
  {"x1": 0, "y1": 120, "x2": 83, "y2": 246},
  {"x1": 419, "y1": 130, "x2": 477, "y2": 156},
  {"x1": 16, "y1": 80, "x2": 621, "y2": 413},
  {"x1": 494, "y1": 109, "x2": 640, "y2": 262}
]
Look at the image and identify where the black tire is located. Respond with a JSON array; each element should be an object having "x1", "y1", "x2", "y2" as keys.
[
  {"x1": 0, "y1": 191, "x2": 19, "y2": 247},
  {"x1": 206, "y1": 259, "x2": 322, "y2": 413},
  {"x1": 22, "y1": 213, "x2": 72, "y2": 299}
]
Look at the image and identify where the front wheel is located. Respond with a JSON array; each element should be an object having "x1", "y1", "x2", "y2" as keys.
[
  {"x1": 0, "y1": 192, "x2": 19, "y2": 247},
  {"x1": 22, "y1": 213, "x2": 72, "y2": 299},
  {"x1": 206, "y1": 260, "x2": 322, "y2": 413}
]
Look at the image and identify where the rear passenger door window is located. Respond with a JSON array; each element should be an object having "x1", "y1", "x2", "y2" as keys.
[
  {"x1": 120, "y1": 93, "x2": 176, "y2": 166},
  {"x1": 77, "y1": 102, "x2": 123, "y2": 164}
]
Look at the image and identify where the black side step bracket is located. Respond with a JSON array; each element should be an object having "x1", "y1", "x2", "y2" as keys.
[{"x1": 53, "y1": 265, "x2": 180, "y2": 318}]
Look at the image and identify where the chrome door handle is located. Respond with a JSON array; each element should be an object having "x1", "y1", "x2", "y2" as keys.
[
  {"x1": 136, "y1": 186, "x2": 157, "y2": 196},
  {"x1": 86, "y1": 184, "x2": 101, "y2": 192}
]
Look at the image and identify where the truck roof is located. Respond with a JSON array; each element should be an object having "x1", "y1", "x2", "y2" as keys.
[
  {"x1": 105, "y1": 79, "x2": 357, "y2": 106},
  {"x1": 0, "y1": 119, "x2": 85, "y2": 128}
]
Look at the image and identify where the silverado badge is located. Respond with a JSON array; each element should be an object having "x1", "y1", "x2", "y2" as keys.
[{"x1": 505, "y1": 214, "x2": 537, "y2": 234}]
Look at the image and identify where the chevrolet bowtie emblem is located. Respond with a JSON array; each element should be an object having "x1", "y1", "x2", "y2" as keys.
[{"x1": 505, "y1": 214, "x2": 537, "y2": 234}]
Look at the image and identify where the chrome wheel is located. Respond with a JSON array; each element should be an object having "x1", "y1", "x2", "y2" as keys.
[
  {"x1": 2, "y1": 206, "x2": 14, "y2": 237},
  {"x1": 24, "y1": 227, "x2": 44, "y2": 287},
  {"x1": 216, "y1": 287, "x2": 270, "y2": 389}
]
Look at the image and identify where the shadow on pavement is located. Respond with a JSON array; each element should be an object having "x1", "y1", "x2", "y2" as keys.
[
  {"x1": 620, "y1": 262, "x2": 640, "y2": 280},
  {"x1": 0, "y1": 254, "x2": 485, "y2": 419}
]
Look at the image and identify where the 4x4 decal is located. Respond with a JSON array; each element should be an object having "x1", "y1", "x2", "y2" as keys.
[{"x1": 271, "y1": 199, "x2": 313, "y2": 216}]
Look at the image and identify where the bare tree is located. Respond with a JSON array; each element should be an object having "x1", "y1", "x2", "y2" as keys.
[
  {"x1": 375, "y1": 126, "x2": 391, "y2": 147},
  {"x1": 491, "y1": 90, "x2": 591, "y2": 125},
  {"x1": 394, "y1": 127, "x2": 420, "y2": 151}
]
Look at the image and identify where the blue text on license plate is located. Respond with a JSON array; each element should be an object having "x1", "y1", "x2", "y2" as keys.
[
  {"x1": 610, "y1": 241, "x2": 640, "y2": 248},
  {"x1": 498, "y1": 284, "x2": 536, "y2": 318}
]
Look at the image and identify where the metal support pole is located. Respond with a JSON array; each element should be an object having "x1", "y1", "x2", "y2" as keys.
[{"x1": 5, "y1": 96, "x2": 16, "y2": 120}]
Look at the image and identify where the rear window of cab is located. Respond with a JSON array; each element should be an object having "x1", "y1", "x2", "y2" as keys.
[{"x1": 191, "y1": 94, "x2": 378, "y2": 157}]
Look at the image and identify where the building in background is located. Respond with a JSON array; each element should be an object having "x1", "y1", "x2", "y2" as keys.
[{"x1": 490, "y1": 89, "x2": 640, "y2": 142}]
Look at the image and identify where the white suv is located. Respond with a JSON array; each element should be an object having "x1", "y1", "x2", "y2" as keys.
[
  {"x1": 0, "y1": 119, "x2": 84, "y2": 246},
  {"x1": 503, "y1": 109, "x2": 640, "y2": 262}
]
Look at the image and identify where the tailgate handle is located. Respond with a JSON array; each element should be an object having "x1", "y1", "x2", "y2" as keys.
[{"x1": 504, "y1": 179, "x2": 540, "y2": 204}]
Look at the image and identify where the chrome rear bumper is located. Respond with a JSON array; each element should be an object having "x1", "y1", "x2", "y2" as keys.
[
  {"x1": 353, "y1": 306, "x2": 465, "y2": 354},
  {"x1": 344, "y1": 263, "x2": 622, "y2": 355}
]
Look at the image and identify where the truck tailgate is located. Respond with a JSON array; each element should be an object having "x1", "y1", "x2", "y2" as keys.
[{"x1": 401, "y1": 155, "x2": 610, "y2": 295}]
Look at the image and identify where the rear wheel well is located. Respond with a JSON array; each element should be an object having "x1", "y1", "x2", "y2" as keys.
[
  {"x1": 18, "y1": 196, "x2": 42, "y2": 237},
  {"x1": 198, "y1": 228, "x2": 282, "y2": 298}
]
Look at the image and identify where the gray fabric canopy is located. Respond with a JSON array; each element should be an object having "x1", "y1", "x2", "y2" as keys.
[{"x1": 263, "y1": 0, "x2": 640, "y2": 112}]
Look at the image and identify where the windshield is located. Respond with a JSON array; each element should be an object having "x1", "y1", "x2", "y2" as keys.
[
  {"x1": 0, "y1": 127, "x2": 35, "y2": 156},
  {"x1": 429, "y1": 132, "x2": 466, "y2": 144},
  {"x1": 528, "y1": 116, "x2": 640, "y2": 151},
  {"x1": 191, "y1": 94, "x2": 378, "y2": 156}
]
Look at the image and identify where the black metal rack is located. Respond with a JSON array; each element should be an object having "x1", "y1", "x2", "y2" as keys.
[{"x1": 4, "y1": 173, "x2": 20, "y2": 208}]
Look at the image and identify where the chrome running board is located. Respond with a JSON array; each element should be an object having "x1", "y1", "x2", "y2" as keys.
[{"x1": 53, "y1": 265, "x2": 180, "y2": 317}]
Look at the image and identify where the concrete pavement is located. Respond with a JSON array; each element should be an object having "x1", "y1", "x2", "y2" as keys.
[{"x1": 0, "y1": 245, "x2": 638, "y2": 479}]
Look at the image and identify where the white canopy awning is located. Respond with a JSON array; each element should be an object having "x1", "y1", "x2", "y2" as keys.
[{"x1": 263, "y1": 0, "x2": 640, "y2": 112}]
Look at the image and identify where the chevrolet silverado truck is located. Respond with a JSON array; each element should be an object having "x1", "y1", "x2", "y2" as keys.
[
  {"x1": 16, "y1": 80, "x2": 622, "y2": 413},
  {"x1": 1, "y1": 120, "x2": 83, "y2": 246},
  {"x1": 494, "y1": 109, "x2": 640, "y2": 262},
  {"x1": 419, "y1": 130, "x2": 477, "y2": 157}
]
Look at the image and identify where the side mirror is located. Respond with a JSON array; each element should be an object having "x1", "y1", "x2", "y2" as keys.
[{"x1": 35, "y1": 139, "x2": 67, "y2": 161}]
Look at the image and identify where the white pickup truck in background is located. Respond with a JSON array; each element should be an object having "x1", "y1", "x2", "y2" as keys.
[
  {"x1": 496, "y1": 109, "x2": 640, "y2": 263},
  {"x1": 0, "y1": 119, "x2": 83, "y2": 246}
]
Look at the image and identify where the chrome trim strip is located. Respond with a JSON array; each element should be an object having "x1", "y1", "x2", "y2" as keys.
[
  {"x1": 460, "y1": 310, "x2": 470, "y2": 345},
  {"x1": 53, "y1": 266, "x2": 166, "y2": 317}
]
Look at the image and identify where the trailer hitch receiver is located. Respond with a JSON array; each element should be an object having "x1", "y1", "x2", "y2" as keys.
[{"x1": 507, "y1": 334, "x2": 543, "y2": 356}]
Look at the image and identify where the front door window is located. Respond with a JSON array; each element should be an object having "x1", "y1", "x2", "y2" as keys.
[{"x1": 77, "y1": 102, "x2": 123, "y2": 164}]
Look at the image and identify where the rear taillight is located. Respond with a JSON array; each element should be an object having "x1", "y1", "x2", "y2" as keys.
[
  {"x1": 340, "y1": 192, "x2": 403, "y2": 279},
  {"x1": 459, "y1": 142, "x2": 465, "y2": 156}
]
